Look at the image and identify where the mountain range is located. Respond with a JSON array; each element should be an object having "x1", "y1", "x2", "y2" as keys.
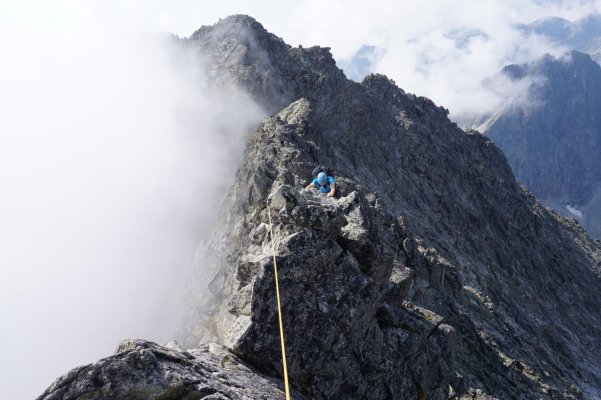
[
  {"x1": 519, "y1": 14, "x2": 601, "y2": 65},
  {"x1": 39, "y1": 16, "x2": 601, "y2": 400},
  {"x1": 481, "y1": 49, "x2": 601, "y2": 239}
]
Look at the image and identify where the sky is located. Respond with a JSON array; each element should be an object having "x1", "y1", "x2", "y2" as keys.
[{"x1": 1, "y1": 1, "x2": 600, "y2": 399}]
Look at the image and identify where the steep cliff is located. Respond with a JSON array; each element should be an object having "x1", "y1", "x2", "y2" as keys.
[{"x1": 41, "y1": 16, "x2": 601, "y2": 400}]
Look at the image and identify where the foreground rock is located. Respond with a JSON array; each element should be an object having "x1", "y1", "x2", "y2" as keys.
[
  {"x1": 38, "y1": 339, "x2": 297, "y2": 400},
  {"x1": 197, "y1": 179, "x2": 462, "y2": 398}
]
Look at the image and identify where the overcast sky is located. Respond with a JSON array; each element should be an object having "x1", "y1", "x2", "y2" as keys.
[{"x1": 1, "y1": 1, "x2": 600, "y2": 399}]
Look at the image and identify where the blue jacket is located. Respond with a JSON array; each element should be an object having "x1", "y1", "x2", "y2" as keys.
[{"x1": 312, "y1": 176, "x2": 335, "y2": 193}]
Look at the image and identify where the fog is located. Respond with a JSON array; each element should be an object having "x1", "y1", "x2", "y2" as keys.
[
  {"x1": 2, "y1": 1, "x2": 601, "y2": 398},
  {"x1": 0, "y1": 8, "x2": 264, "y2": 399}
]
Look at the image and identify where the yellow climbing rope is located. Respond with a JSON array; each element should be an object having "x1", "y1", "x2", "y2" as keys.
[{"x1": 267, "y1": 205, "x2": 291, "y2": 400}]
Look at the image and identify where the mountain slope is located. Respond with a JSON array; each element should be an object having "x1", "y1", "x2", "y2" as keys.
[
  {"x1": 183, "y1": 16, "x2": 601, "y2": 399},
  {"x1": 483, "y1": 50, "x2": 601, "y2": 238},
  {"x1": 42, "y1": 16, "x2": 601, "y2": 400}
]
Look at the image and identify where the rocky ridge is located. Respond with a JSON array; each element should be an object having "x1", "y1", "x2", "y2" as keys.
[{"x1": 41, "y1": 15, "x2": 601, "y2": 400}]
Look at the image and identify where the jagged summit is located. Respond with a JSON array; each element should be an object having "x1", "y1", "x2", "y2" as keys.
[
  {"x1": 190, "y1": 14, "x2": 286, "y2": 49},
  {"x1": 195, "y1": 14, "x2": 266, "y2": 32},
  {"x1": 187, "y1": 14, "x2": 345, "y2": 114},
  {"x1": 40, "y1": 17, "x2": 601, "y2": 400},
  {"x1": 361, "y1": 73, "x2": 408, "y2": 96}
]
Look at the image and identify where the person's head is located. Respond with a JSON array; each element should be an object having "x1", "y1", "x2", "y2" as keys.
[{"x1": 317, "y1": 172, "x2": 328, "y2": 185}]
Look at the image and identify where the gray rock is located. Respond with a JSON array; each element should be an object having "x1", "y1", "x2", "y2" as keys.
[{"x1": 37, "y1": 339, "x2": 300, "y2": 400}]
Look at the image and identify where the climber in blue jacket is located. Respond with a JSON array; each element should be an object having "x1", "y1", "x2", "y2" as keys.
[{"x1": 306, "y1": 171, "x2": 336, "y2": 197}]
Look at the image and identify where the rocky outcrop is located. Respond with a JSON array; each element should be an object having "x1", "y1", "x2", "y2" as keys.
[
  {"x1": 206, "y1": 178, "x2": 461, "y2": 398},
  {"x1": 37, "y1": 339, "x2": 296, "y2": 400},
  {"x1": 42, "y1": 15, "x2": 601, "y2": 400},
  {"x1": 483, "y1": 51, "x2": 601, "y2": 238}
]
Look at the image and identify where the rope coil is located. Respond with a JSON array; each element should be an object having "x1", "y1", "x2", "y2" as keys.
[{"x1": 267, "y1": 205, "x2": 291, "y2": 400}]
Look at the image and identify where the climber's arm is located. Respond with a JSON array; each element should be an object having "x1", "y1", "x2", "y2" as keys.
[{"x1": 327, "y1": 182, "x2": 336, "y2": 197}]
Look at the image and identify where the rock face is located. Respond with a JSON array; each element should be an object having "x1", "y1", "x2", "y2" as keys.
[
  {"x1": 483, "y1": 51, "x2": 601, "y2": 238},
  {"x1": 42, "y1": 15, "x2": 601, "y2": 400}
]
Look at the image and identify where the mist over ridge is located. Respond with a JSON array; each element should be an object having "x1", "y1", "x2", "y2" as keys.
[{"x1": 0, "y1": 23, "x2": 266, "y2": 400}]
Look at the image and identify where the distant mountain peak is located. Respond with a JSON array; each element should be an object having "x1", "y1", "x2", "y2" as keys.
[
  {"x1": 190, "y1": 14, "x2": 268, "y2": 38},
  {"x1": 484, "y1": 50, "x2": 601, "y2": 238},
  {"x1": 189, "y1": 14, "x2": 290, "y2": 59},
  {"x1": 519, "y1": 13, "x2": 601, "y2": 64},
  {"x1": 501, "y1": 63, "x2": 526, "y2": 80}
]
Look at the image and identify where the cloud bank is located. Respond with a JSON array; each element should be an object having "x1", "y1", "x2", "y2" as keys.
[
  {"x1": 0, "y1": 5, "x2": 264, "y2": 399},
  {"x1": 320, "y1": 0, "x2": 601, "y2": 119}
]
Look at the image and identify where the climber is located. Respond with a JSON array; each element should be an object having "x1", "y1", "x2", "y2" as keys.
[{"x1": 305, "y1": 168, "x2": 336, "y2": 197}]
